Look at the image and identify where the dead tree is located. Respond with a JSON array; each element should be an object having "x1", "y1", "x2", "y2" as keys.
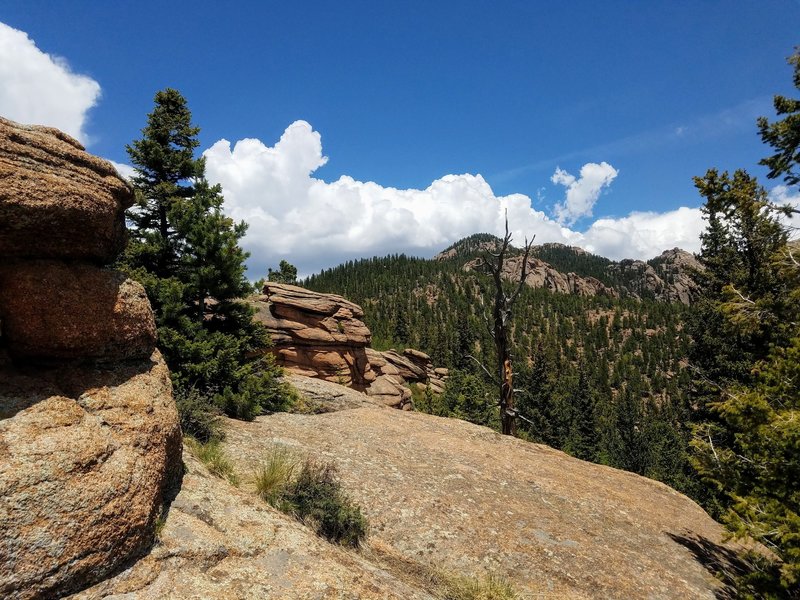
[{"x1": 476, "y1": 214, "x2": 534, "y2": 435}]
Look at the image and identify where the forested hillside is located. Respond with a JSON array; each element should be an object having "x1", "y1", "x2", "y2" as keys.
[{"x1": 303, "y1": 241, "x2": 701, "y2": 496}]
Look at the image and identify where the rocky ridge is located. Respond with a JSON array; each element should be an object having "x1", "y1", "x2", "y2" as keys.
[
  {"x1": 0, "y1": 118, "x2": 181, "y2": 599},
  {"x1": 465, "y1": 254, "x2": 620, "y2": 298},
  {"x1": 438, "y1": 235, "x2": 702, "y2": 304},
  {"x1": 251, "y1": 282, "x2": 447, "y2": 409},
  {"x1": 613, "y1": 247, "x2": 703, "y2": 305}
]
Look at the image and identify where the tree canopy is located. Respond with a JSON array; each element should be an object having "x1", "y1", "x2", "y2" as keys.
[{"x1": 689, "y1": 50, "x2": 800, "y2": 596}]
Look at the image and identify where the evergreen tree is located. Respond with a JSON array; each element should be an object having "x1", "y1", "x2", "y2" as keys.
[
  {"x1": 688, "y1": 52, "x2": 800, "y2": 593},
  {"x1": 126, "y1": 88, "x2": 201, "y2": 279},
  {"x1": 268, "y1": 260, "x2": 298, "y2": 284},
  {"x1": 122, "y1": 88, "x2": 292, "y2": 435},
  {"x1": 758, "y1": 48, "x2": 800, "y2": 187},
  {"x1": 564, "y1": 364, "x2": 598, "y2": 461}
]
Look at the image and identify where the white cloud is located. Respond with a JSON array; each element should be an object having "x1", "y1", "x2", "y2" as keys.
[
  {"x1": 108, "y1": 159, "x2": 136, "y2": 180},
  {"x1": 578, "y1": 207, "x2": 704, "y2": 260},
  {"x1": 0, "y1": 21, "x2": 100, "y2": 143},
  {"x1": 769, "y1": 185, "x2": 800, "y2": 237},
  {"x1": 204, "y1": 121, "x2": 574, "y2": 275},
  {"x1": 551, "y1": 162, "x2": 619, "y2": 225},
  {"x1": 204, "y1": 121, "x2": 704, "y2": 277}
]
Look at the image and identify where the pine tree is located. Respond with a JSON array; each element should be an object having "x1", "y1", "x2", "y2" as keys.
[
  {"x1": 564, "y1": 364, "x2": 598, "y2": 461},
  {"x1": 688, "y1": 51, "x2": 800, "y2": 592},
  {"x1": 267, "y1": 260, "x2": 298, "y2": 284},
  {"x1": 122, "y1": 88, "x2": 291, "y2": 436},
  {"x1": 126, "y1": 88, "x2": 201, "y2": 279},
  {"x1": 758, "y1": 48, "x2": 800, "y2": 187}
]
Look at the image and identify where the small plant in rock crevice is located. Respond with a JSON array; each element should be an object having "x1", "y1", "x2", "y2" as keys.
[
  {"x1": 185, "y1": 436, "x2": 239, "y2": 486},
  {"x1": 252, "y1": 448, "x2": 368, "y2": 547}
]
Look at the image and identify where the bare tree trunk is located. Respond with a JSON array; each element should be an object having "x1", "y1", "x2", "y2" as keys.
[{"x1": 481, "y1": 212, "x2": 533, "y2": 436}]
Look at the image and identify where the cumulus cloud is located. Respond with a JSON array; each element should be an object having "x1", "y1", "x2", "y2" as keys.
[
  {"x1": 0, "y1": 21, "x2": 100, "y2": 142},
  {"x1": 204, "y1": 121, "x2": 577, "y2": 275},
  {"x1": 204, "y1": 121, "x2": 705, "y2": 277},
  {"x1": 551, "y1": 162, "x2": 619, "y2": 225},
  {"x1": 578, "y1": 207, "x2": 704, "y2": 260}
]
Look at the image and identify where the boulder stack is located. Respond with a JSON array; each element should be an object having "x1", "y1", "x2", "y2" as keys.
[
  {"x1": 365, "y1": 348, "x2": 447, "y2": 409},
  {"x1": 250, "y1": 282, "x2": 377, "y2": 387},
  {"x1": 251, "y1": 283, "x2": 448, "y2": 409},
  {"x1": 0, "y1": 117, "x2": 181, "y2": 600}
]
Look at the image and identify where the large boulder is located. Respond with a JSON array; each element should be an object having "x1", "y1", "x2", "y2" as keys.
[
  {"x1": 0, "y1": 117, "x2": 133, "y2": 263},
  {"x1": 0, "y1": 118, "x2": 182, "y2": 599},
  {"x1": 0, "y1": 351, "x2": 182, "y2": 600},
  {"x1": 0, "y1": 260, "x2": 156, "y2": 361}
]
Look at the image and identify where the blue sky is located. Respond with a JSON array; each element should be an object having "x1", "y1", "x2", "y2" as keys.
[{"x1": 1, "y1": 1, "x2": 798, "y2": 275}]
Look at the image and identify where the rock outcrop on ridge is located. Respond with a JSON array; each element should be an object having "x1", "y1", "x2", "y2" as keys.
[
  {"x1": 464, "y1": 254, "x2": 620, "y2": 298},
  {"x1": 224, "y1": 404, "x2": 753, "y2": 600},
  {"x1": 439, "y1": 236, "x2": 702, "y2": 305},
  {"x1": 0, "y1": 117, "x2": 181, "y2": 599},
  {"x1": 612, "y1": 247, "x2": 703, "y2": 305},
  {"x1": 251, "y1": 282, "x2": 447, "y2": 409}
]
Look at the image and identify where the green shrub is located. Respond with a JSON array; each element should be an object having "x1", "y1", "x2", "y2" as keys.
[
  {"x1": 214, "y1": 357, "x2": 299, "y2": 421},
  {"x1": 175, "y1": 386, "x2": 221, "y2": 443},
  {"x1": 185, "y1": 437, "x2": 239, "y2": 485},
  {"x1": 283, "y1": 460, "x2": 367, "y2": 547}
]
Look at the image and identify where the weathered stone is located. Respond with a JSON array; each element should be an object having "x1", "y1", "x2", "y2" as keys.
[
  {"x1": 0, "y1": 260, "x2": 156, "y2": 361},
  {"x1": 224, "y1": 409, "x2": 759, "y2": 600},
  {"x1": 466, "y1": 254, "x2": 620, "y2": 299},
  {"x1": 429, "y1": 381, "x2": 446, "y2": 395},
  {"x1": 0, "y1": 117, "x2": 133, "y2": 262},
  {"x1": 252, "y1": 286, "x2": 446, "y2": 403},
  {"x1": 364, "y1": 347, "x2": 387, "y2": 368},
  {"x1": 286, "y1": 374, "x2": 385, "y2": 413},
  {"x1": 403, "y1": 348, "x2": 431, "y2": 363},
  {"x1": 250, "y1": 283, "x2": 378, "y2": 388},
  {"x1": 606, "y1": 248, "x2": 702, "y2": 305},
  {"x1": 0, "y1": 351, "x2": 181, "y2": 600},
  {"x1": 69, "y1": 450, "x2": 430, "y2": 600},
  {"x1": 382, "y1": 350, "x2": 427, "y2": 381}
]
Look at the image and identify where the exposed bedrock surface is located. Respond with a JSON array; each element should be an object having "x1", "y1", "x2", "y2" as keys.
[{"x1": 224, "y1": 405, "x2": 752, "y2": 600}]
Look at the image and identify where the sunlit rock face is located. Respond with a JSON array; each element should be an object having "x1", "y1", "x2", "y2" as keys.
[{"x1": 0, "y1": 117, "x2": 181, "y2": 600}]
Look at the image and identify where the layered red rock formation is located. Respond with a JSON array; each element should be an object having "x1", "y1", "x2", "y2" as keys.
[
  {"x1": 365, "y1": 347, "x2": 447, "y2": 409},
  {"x1": 0, "y1": 118, "x2": 181, "y2": 599},
  {"x1": 250, "y1": 283, "x2": 376, "y2": 388},
  {"x1": 251, "y1": 283, "x2": 447, "y2": 409}
]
